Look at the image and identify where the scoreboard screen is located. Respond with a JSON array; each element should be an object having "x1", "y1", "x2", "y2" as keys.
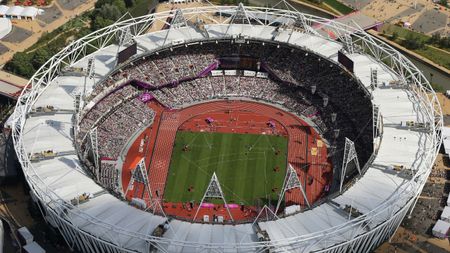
[
  {"x1": 117, "y1": 43, "x2": 137, "y2": 65},
  {"x1": 338, "y1": 50, "x2": 354, "y2": 73}
]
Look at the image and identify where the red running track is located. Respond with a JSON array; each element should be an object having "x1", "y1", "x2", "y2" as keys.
[{"x1": 121, "y1": 100, "x2": 333, "y2": 221}]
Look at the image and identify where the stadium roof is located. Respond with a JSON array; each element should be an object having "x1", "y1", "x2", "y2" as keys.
[
  {"x1": 0, "y1": 18, "x2": 11, "y2": 40},
  {"x1": 0, "y1": 79, "x2": 22, "y2": 99},
  {"x1": 12, "y1": 5, "x2": 442, "y2": 252}
]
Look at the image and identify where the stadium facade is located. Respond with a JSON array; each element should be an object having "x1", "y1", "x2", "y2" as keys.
[{"x1": 11, "y1": 3, "x2": 442, "y2": 253}]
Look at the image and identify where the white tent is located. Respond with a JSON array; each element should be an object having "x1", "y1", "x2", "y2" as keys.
[
  {"x1": 2, "y1": 6, "x2": 42, "y2": 20},
  {"x1": 0, "y1": 18, "x2": 11, "y2": 39},
  {"x1": 442, "y1": 206, "x2": 450, "y2": 223},
  {"x1": 21, "y1": 7, "x2": 40, "y2": 19},
  {"x1": 0, "y1": 5, "x2": 8, "y2": 17},
  {"x1": 5, "y1": 6, "x2": 24, "y2": 18},
  {"x1": 432, "y1": 220, "x2": 450, "y2": 238}
]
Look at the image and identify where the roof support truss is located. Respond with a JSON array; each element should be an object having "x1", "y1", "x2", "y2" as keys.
[
  {"x1": 193, "y1": 172, "x2": 234, "y2": 222},
  {"x1": 275, "y1": 164, "x2": 310, "y2": 214},
  {"x1": 340, "y1": 138, "x2": 361, "y2": 193}
]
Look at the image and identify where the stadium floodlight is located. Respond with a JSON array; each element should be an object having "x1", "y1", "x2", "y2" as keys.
[
  {"x1": 86, "y1": 57, "x2": 95, "y2": 79},
  {"x1": 193, "y1": 172, "x2": 234, "y2": 222},
  {"x1": 146, "y1": 198, "x2": 166, "y2": 216},
  {"x1": 331, "y1": 113, "x2": 337, "y2": 123},
  {"x1": 342, "y1": 34, "x2": 354, "y2": 54},
  {"x1": 88, "y1": 127, "x2": 99, "y2": 181},
  {"x1": 340, "y1": 138, "x2": 361, "y2": 193},
  {"x1": 275, "y1": 164, "x2": 310, "y2": 214},
  {"x1": 171, "y1": 9, "x2": 188, "y2": 29},
  {"x1": 225, "y1": 3, "x2": 254, "y2": 35},
  {"x1": 163, "y1": 9, "x2": 188, "y2": 45},
  {"x1": 371, "y1": 68, "x2": 378, "y2": 89},
  {"x1": 252, "y1": 205, "x2": 279, "y2": 224},
  {"x1": 373, "y1": 105, "x2": 382, "y2": 140},
  {"x1": 323, "y1": 96, "x2": 329, "y2": 107},
  {"x1": 124, "y1": 158, "x2": 153, "y2": 202},
  {"x1": 82, "y1": 57, "x2": 95, "y2": 101},
  {"x1": 117, "y1": 26, "x2": 134, "y2": 47}
]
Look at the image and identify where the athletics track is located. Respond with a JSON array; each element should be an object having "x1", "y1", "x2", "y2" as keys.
[{"x1": 121, "y1": 99, "x2": 332, "y2": 222}]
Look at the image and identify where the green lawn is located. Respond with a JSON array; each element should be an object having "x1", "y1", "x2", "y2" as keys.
[
  {"x1": 323, "y1": 0, "x2": 354, "y2": 14},
  {"x1": 164, "y1": 132, "x2": 288, "y2": 205},
  {"x1": 415, "y1": 46, "x2": 450, "y2": 71},
  {"x1": 129, "y1": 0, "x2": 156, "y2": 17},
  {"x1": 382, "y1": 23, "x2": 430, "y2": 44}
]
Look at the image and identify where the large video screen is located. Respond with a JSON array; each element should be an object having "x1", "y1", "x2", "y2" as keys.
[
  {"x1": 218, "y1": 57, "x2": 258, "y2": 70},
  {"x1": 117, "y1": 43, "x2": 137, "y2": 65},
  {"x1": 338, "y1": 50, "x2": 354, "y2": 73}
]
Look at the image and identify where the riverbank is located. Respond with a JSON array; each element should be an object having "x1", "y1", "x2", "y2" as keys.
[{"x1": 367, "y1": 30, "x2": 450, "y2": 82}]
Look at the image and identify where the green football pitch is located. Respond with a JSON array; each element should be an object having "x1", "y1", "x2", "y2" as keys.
[{"x1": 164, "y1": 131, "x2": 288, "y2": 205}]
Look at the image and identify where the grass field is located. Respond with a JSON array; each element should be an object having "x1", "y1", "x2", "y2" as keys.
[
  {"x1": 164, "y1": 131, "x2": 288, "y2": 205},
  {"x1": 323, "y1": 0, "x2": 354, "y2": 14}
]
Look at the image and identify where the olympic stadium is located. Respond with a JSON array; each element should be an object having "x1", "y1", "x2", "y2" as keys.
[{"x1": 10, "y1": 3, "x2": 443, "y2": 253}]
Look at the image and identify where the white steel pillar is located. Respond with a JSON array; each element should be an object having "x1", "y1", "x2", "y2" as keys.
[
  {"x1": 193, "y1": 172, "x2": 234, "y2": 222},
  {"x1": 340, "y1": 138, "x2": 361, "y2": 193},
  {"x1": 275, "y1": 164, "x2": 310, "y2": 214}
]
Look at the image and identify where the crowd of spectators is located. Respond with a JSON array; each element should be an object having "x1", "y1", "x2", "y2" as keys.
[
  {"x1": 99, "y1": 160, "x2": 119, "y2": 192},
  {"x1": 78, "y1": 85, "x2": 139, "y2": 141},
  {"x1": 78, "y1": 40, "x2": 374, "y2": 193},
  {"x1": 96, "y1": 98, "x2": 155, "y2": 159}
]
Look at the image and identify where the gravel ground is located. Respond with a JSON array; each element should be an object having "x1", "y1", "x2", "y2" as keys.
[
  {"x1": 57, "y1": 0, "x2": 88, "y2": 11},
  {"x1": 1, "y1": 26, "x2": 32, "y2": 44},
  {"x1": 411, "y1": 9, "x2": 448, "y2": 34},
  {"x1": 37, "y1": 4, "x2": 63, "y2": 25},
  {"x1": 0, "y1": 44, "x2": 9, "y2": 55},
  {"x1": 385, "y1": 4, "x2": 425, "y2": 23}
]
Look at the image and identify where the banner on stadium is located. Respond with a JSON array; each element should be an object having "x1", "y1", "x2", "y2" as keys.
[
  {"x1": 224, "y1": 70, "x2": 237, "y2": 76},
  {"x1": 211, "y1": 70, "x2": 223, "y2": 76},
  {"x1": 243, "y1": 70, "x2": 256, "y2": 77},
  {"x1": 256, "y1": 72, "x2": 268, "y2": 78}
]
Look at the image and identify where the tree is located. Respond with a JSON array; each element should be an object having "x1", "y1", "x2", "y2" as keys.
[
  {"x1": 32, "y1": 48, "x2": 51, "y2": 70},
  {"x1": 439, "y1": 36, "x2": 450, "y2": 48},
  {"x1": 429, "y1": 33, "x2": 441, "y2": 45},
  {"x1": 439, "y1": 0, "x2": 448, "y2": 7},
  {"x1": 99, "y1": 4, "x2": 123, "y2": 21},
  {"x1": 4, "y1": 52, "x2": 35, "y2": 78},
  {"x1": 124, "y1": 0, "x2": 135, "y2": 8},
  {"x1": 402, "y1": 33, "x2": 424, "y2": 50},
  {"x1": 391, "y1": 31, "x2": 398, "y2": 41}
]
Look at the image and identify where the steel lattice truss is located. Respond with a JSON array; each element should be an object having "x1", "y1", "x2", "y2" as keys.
[{"x1": 10, "y1": 3, "x2": 443, "y2": 253}]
